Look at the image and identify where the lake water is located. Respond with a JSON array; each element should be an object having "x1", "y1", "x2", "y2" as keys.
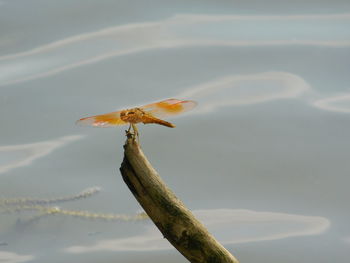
[{"x1": 1, "y1": 1, "x2": 350, "y2": 262}]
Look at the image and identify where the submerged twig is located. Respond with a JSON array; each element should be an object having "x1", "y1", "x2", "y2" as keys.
[
  {"x1": 0, "y1": 187, "x2": 148, "y2": 223},
  {"x1": 0, "y1": 187, "x2": 101, "y2": 206}
]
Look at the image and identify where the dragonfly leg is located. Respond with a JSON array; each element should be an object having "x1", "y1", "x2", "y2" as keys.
[
  {"x1": 131, "y1": 123, "x2": 139, "y2": 142},
  {"x1": 125, "y1": 124, "x2": 133, "y2": 138}
]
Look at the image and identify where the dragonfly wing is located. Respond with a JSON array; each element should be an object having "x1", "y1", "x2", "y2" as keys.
[
  {"x1": 141, "y1": 99, "x2": 197, "y2": 118},
  {"x1": 76, "y1": 111, "x2": 127, "y2": 127}
]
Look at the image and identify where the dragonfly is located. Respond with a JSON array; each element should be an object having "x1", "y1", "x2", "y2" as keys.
[{"x1": 76, "y1": 99, "x2": 197, "y2": 138}]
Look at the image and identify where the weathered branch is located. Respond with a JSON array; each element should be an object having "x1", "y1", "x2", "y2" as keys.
[{"x1": 119, "y1": 135, "x2": 239, "y2": 263}]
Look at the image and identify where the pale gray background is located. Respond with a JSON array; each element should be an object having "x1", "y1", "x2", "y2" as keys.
[{"x1": 0, "y1": 1, "x2": 350, "y2": 262}]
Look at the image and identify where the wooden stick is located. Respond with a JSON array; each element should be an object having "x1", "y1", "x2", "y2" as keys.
[{"x1": 119, "y1": 135, "x2": 239, "y2": 263}]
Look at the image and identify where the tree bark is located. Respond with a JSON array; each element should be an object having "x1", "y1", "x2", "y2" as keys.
[{"x1": 119, "y1": 136, "x2": 239, "y2": 263}]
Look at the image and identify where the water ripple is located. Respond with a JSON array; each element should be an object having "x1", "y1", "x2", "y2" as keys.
[
  {"x1": 0, "y1": 251, "x2": 34, "y2": 263},
  {"x1": 65, "y1": 208, "x2": 330, "y2": 253},
  {"x1": 312, "y1": 94, "x2": 350, "y2": 113},
  {"x1": 1, "y1": 13, "x2": 349, "y2": 86},
  {"x1": 0, "y1": 135, "x2": 84, "y2": 175},
  {"x1": 177, "y1": 71, "x2": 311, "y2": 114}
]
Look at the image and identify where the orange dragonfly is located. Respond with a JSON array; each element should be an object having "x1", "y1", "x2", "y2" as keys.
[{"x1": 76, "y1": 99, "x2": 197, "y2": 137}]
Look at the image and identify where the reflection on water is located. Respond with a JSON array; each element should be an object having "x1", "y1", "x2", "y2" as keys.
[
  {"x1": 0, "y1": 13, "x2": 349, "y2": 86},
  {"x1": 313, "y1": 94, "x2": 350, "y2": 113},
  {"x1": 0, "y1": 251, "x2": 34, "y2": 263},
  {"x1": 65, "y1": 208, "x2": 330, "y2": 253},
  {"x1": 0, "y1": 135, "x2": 83, "y2": 175},
  {"x1": 177, "y1": 71, "x2": 310, "y2": 114}
]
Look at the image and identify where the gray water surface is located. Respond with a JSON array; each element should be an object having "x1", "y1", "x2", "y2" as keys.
[{"x1": 1, "y1": 1, "x2": 350, "y2": 262}]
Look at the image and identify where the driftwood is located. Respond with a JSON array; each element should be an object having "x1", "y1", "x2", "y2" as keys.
[{"x1": 119, "y1": 135, "x2": 239, "y2": 263}]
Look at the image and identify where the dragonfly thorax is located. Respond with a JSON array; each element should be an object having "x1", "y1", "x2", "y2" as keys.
[{"x1": 120, "y1": 108, "x2": 146, "y2": 123}]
